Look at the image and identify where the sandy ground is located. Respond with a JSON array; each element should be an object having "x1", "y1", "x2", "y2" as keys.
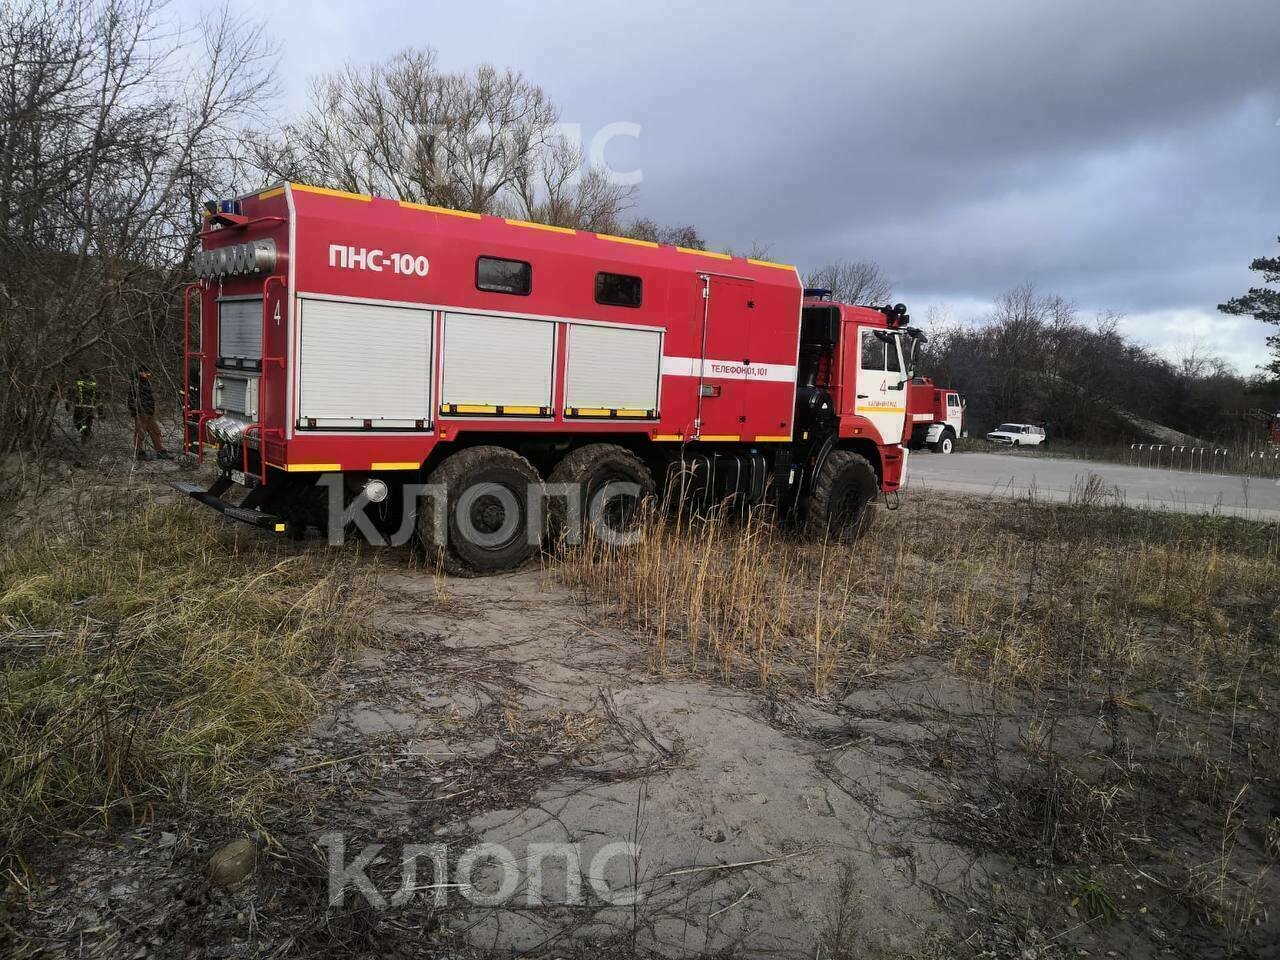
[
  {"x1": 290, "y1": 565, "x2": 980, "y2": 956},
  {"x1": 906, "y1": 450, "x2": 1280, "y2": 520}
]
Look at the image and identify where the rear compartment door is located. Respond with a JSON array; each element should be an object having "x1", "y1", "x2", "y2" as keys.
[{"x1": 217, "y1": 296, "x2": 262, "y2": 369}]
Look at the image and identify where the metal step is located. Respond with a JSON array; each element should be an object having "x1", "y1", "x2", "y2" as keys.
[{"x1": 169, "y1": 479, "x2": 283, "y2": 532}]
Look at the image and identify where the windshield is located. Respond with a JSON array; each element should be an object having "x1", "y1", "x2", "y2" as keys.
[{"x1": 995, "y1": 423, "x2": 1022, "y2": 432}]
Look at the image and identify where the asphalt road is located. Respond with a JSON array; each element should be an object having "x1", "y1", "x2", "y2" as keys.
[{"x1": 905, "y1": 451, "x2": 1280, "y2": 520}]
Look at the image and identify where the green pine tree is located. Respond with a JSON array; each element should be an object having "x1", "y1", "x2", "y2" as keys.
[{"x1": 1219, "y1": 236, "x2": 1280, "y2": 378}]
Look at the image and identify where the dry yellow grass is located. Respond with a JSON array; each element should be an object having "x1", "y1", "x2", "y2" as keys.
[
  {"x1": 0, "y1": 495, "x2": 378, "y2": 867},
  {"x1": 554, "y1": 483, "x2": 1279, "y2": 696}
]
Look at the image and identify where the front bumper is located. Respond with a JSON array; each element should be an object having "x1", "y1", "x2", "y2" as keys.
[{"x1": 170, "y1": 478, "x2": 286, "y2": 532}]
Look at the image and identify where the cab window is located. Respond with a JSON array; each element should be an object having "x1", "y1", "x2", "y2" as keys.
[
  {"x1": 885, "y1": 337, "x2": 902, "y2": 373},
  {"x1": 860, "y1": 330, "x2": 886, "y2": 370}
]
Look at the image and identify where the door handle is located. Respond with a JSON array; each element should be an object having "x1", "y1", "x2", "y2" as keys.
[{"x1": 856, "y1": 394, "x2": 869, "y2": 399}]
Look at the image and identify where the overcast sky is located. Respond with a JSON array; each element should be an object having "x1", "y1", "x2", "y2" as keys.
[{"x1": 224, "y1": 0, "x2": 1280, "y2": 373}]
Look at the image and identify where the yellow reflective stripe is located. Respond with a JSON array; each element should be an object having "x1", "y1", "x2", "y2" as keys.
[
  {"x1": 505, "y1": 218, "x2": 575, "y2": 234},
  {"x1": 441, "y1": 404, "x2": 549, "y2": 416},
  {"x1": 291, "y1": 183, "x2": 372, "y2": 202},
  {"x1": 283, "y1": 463, "x2": 342, "y2": 472},
  {"x1": 653, "y1": 434, "x2": 685, "y2": 441},
  {"x1": 747, "y1": 258, "x2": 796, "y2": 271},
  {"x1": 597, "y1": 233, "x2": 658, "y2": 247},
  {"x1": 257, "y1": 186, "x2": 285, "y2": 200},
  {"x1": 855, "y1": 406, "x2": 907, "y2": 414},
  {"x1": 698, "y1": 435, "x2": 740, "y2": 441},
  {"x1": 400, "y1": 201, "x2": 481, "y2": 219},
  {"x1": 371, "y1": 461, "x2": 420, "y2": 471},
  {"x1": 753, "y1": 435, "x2": 792, "y2": 442},
  {"x1": 565, "y1": 407, "x2": 654, "y2": 418},
  {"x1": 677, "y1": 247, "x2": 731, "y2": 260}
]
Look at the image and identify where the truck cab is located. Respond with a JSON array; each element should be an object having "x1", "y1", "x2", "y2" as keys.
[
  {"x1": 905, "y1": 377, "x2": 964, "y2": 453},
  {"x1": 797, "y1": 291, "x2": 920, "y2": 489}
]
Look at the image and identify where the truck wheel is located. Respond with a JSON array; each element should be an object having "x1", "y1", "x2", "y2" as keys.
[
  {"x1": 936, "y1": 433, "x2": 954, "y2": 454},
  {"x1": 417, "y1": 446, "x2": 543, "y2": 575},
  {"x1": 547, "y1": 443, "x2": 655, "y2": 546},
  {"x1": 804, "y1": 449, "x2": 877, "y2": 543}
]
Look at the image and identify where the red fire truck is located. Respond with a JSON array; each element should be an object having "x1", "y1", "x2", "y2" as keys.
[
  {"x1": 905, "y1": 377, "x2": 964, "y2": 454},
  {"x1": 175, "y1": 183, "x2": 921, "y2": 573}
]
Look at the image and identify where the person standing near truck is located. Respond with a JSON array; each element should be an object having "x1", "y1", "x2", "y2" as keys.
[{"x1": 128, "y1": 366, "x2": 171, "y2": 461}]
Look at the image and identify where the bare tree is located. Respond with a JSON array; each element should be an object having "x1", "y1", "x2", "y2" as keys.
[
  {"x1": 246, "y1": 48, "x2": 720, "y2": 246},
  {"x1": 624, "y1": 216, "x2": 706, "y2": 249},
  {"x1": 0, "y1": 0, "x2": 276, "y2": 454},
  {"x1": 803, "y1": 260, "x2": 892, "y2": 304},
  {"x1": 249, "y1": 49, "x2": 639, "y2": 228},
  {"x1": 506, "y1": 132, "x2": 635, "y2": 231}
]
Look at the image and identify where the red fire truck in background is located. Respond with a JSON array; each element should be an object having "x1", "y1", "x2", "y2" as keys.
[
  {"x1": 175, "y1": 183, "x2": 923, "y2": 573},
  {"x1": 905, "y1": 377, "x2": 964, "y2": 454}
]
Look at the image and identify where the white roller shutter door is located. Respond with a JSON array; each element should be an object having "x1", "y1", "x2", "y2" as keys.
[
  {"x1": 218, "y1": 298, "x2": 262, "y2": 362},
  {"x1": 565, "y1": 324, "x2": 660, "y2": 413},
  {"x1": 441, "y1": 313, "x2": 554, "y2": 410},
  {"x1": 298, "y1": 298, "x2": 433, "y2": 428}
]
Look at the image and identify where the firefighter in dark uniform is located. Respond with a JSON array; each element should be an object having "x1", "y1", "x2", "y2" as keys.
[
  {"x1": 129, "y1": 365, "x2": 172, "y2": 460},
  {"x1": 69, "y1": 369, "x2": 99, "y2": 443}
]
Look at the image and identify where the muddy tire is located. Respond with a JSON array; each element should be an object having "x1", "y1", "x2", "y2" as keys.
[
  {"x1": 804, "y1": 449, "x2": 877, "y2": 543},
  {"x1": 416, "y1": 446, "x2": 543, "y2": 576},
  {"x1": 546, "y1": 443, "x2": 655, "y2": 546}
]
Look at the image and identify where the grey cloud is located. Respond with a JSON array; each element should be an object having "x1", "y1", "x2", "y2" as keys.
[{"x1": 242, "y1": 0, "x2": 1280, "y2": 365}]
